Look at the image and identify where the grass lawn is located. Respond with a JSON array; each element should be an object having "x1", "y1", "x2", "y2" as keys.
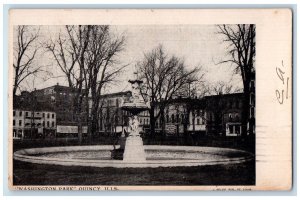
[{"x1": 13, "y1": 159, "x2": 255, "y2": 186}]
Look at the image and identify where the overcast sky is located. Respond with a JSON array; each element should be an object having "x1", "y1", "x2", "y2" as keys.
[{"x1": 15, "y1": 25, "x2": 242, "y2": 94}]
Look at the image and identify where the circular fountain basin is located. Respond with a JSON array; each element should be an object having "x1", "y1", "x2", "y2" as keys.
[{"x1": 14, "y1": 145, "x2": 254, "y2": 168}]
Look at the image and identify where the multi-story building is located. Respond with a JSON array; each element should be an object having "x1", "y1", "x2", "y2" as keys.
[
  {"x1": 13, "y1": 109, "x2": 56, "y2": 139},
  {"x1": 248, "y1": 71, "x2": 255, "y2": 135},
  {"x1": 205, "y1": 93, "x2": 244, "y2": 136},
  {"x1": 13, "y1": 83, "x2": 249, "y2": 139},
  {"x1": 31, "y1": 84, "x2": 88, "y2": 125},
  {"x1": 97, "y1": 91, "x2": 245, "y2": 137},
  {"x1": 97, "y1": 91, "x2": 152, "y2": 135},
  {"x1": 98, "y1": 91, "x2": 132, "y2": 135},
  {"x1": 14, "y1": 84, "x2": 89, "y2": 138},
  {"x1": 155, "y1": 98, "x2": 206, "y2": 136}
]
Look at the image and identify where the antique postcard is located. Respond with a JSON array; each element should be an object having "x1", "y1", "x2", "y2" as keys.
[{"x1": 8, "y1": 9, "x2": 292, "y2": 191}]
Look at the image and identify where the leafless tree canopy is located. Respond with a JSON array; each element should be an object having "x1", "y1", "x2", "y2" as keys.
[
  {"x1": 13, "y1": 26, "x2": 44, "y2": 96},
  {"x1": 206, "y1": 81, "x2": 242, "y2": 96},
  {"x1": 217, "y1": 24, "x2": 255, "y2": 90},
  {"x1": 85, "y1": 25, "x2": 126, "y2": 134},
  {"x1": 46, "y1": 25, "x2": 126, "y2": 138},
  {"x1": 137, "y1": 45, "x2": 204, "y2": 133}
]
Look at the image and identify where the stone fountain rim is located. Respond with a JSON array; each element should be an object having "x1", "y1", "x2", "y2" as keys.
[{"x1": 13, "y1": 145, "x2": 254, "y2": 168}]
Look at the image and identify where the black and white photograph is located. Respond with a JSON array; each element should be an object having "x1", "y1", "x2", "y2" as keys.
[{"x1": 8, "y1": 9, "x2": 292, "y2": 191}]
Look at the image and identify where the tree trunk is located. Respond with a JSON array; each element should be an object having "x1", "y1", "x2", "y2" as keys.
[
  {"x1": 91, "y1": 103, "x2": 98, "y2": 135},
  {"x1": 75, "y1": 93, "x2": 84, "y2": 144},
  {"x1": 242, "y1": 84, "x2": 250, "y2": 137},
  {"x1": 85, "y1": 94, "x2": 91, "y2": 143},
  {"x1": 160, "y1": 107, "x2": 165, "y2": 135},
  {"x1": 149, "y1": 105, "x2": 156, "y2": 136}
]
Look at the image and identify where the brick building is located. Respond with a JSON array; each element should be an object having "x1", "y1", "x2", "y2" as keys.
[
  {"x1": 205, "y1": 93, "x2": 244, "y2": 136},
  {"x1": 31, "y1": 84, "x2": 88, "y2": 125}
]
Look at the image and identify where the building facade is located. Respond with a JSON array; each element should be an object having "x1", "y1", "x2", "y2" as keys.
[
  {"x1": 205, "y1": 93, "x2": 244, "y2": 136},
  {"x1": 13, "y1": 109, "x2": 56, "y2": 139},
  {"x1": 248, "y1": 71, "x2": 256, "y2": 135},
  {"x1": 31, "y1": 84, "x2": 88, "y2": 126},
  {"x1": 14, "y1": 84, "x2": 89, "y2": 138},
  {"x1": 97, "y1": 91, "x2": 245, "y2": 137},
  {"x1": 13, "y1": 83, "x2": 250, "y2": 139}
]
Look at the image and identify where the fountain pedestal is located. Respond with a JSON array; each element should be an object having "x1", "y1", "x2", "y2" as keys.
[
  {"x1": 123, "y1": 130, "x2": 146, "y2": 162},
  {"x1": 122, "y1": 115, "x2": 146, "y2": 162}
]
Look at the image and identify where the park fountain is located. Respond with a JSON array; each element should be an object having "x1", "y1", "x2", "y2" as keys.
[
  {"x1": 120, "y1": 75, "x2": 149, "y2": 162},
  {"x1": 13, "y1": 73, "x2": 254, "y2": 169}
]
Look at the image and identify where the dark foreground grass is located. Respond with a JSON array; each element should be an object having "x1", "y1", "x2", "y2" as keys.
[{"x1": 13, "y1": 159, "x2": 255, "y2": 186}]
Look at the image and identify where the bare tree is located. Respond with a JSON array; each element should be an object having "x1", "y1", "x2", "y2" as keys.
[
  {"x1": 45, "y1": 25, "x2": 92, "y2": 143},
  {"x1": 13, "y1": 26, "x2": 43, "y2": 97},
  {"x1": 137, "y1": 45, "x2": 204, "y2": 135},
  {"x1": 84, "y1": 25, "x2": 126, "y2": 135},
  {"x1": 45, "y1": 25, "x2": 126, "y2": 141},
  {"x1": 46, "y1": 27, "x2": 78, "y2": 88},
  {"x1": 217, "y1": 24, "x2": 255, "y2": 136}
]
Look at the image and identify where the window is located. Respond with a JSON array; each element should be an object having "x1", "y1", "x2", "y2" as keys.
[
  {"x1": 250, "y1": 80, "x2": 255, "y2": 89},
  {"x1": 13, "y1": 120, "x2": 15, "y2": 126},
  {"x1": 250, "y1": 93, "x2": 255, "y2": 105},
  {"x1": 197, "y1": 118, "x2": 200, "y2": 125},
  {"x1": 26, "y1": 112, "x2": 28, "y2": 117},
  {"x1": 229, "y1": 125, "x2": 234, "y2": 134},
  {"x1": 235, "y1": 125, "x2": 240, "y2": 135},
  {"x1": 115, "y1": 116, "x2": 119, "y2": 124},
  {"x1": 229, "y1": 114, "x2": 233, "y2": 122},
  {"x1": 43, "y1": 121, "x2": 45, "y2": 127},
  {"x1": 47, "y1": 121, "x2": 49, "y2": 127},
  {"x1": 166, "y1": 115, "x2": 169, "y2": 123},
  {"x1": 116, "y1": 98, "x2": 119, "y2": 107},
  {"x1": 19, "y1": 111, "x2": 22, "y2": 116},
  {"x1": 250, "y1": 107, "x2": 255, "y2": 118},
  {"x1": 52, "y1": 113, "x2": 55, "y2": 118},
  {"x1": 171, "y1": 114, "x2": 175, "y2": 123},
  {"x1": 47, "y1": 113, "x2": 50, "y2": 118},
  {"x1": 19, "y1": 120, "x2": 22, "y2": 126},
  {"x1": 13, "y1": 111, "x2": 16, "y2": 116},
  {"x1": 43, "y1": 113, "x2": 45, "y2": 117},
  {"x1": 52, "y1": 122, "x2": 55, "y2": 127}
]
